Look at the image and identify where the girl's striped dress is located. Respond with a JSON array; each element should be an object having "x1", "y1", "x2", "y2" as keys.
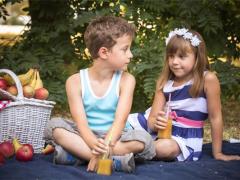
[{"x1": 127, "y1": 79, "x2": 208, "y2": 161}]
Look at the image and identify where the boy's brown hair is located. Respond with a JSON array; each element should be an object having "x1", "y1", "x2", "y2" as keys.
[{"x1": 84, "y1": 16, "x2": 136, "y2": 59}]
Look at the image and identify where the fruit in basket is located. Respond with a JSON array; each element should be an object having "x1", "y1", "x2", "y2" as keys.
[
  {"x1": 18, "y1": 68, "x2": 35, "y2": 86},
  {"x1": 34, "y1": 70, "x2": 43, "y2": 90},
  {"x1": 41, "y1": 144, "x2": 55, "y2": 155},
  {"x1": 6, "y1": 85, "x2": 18, "y2": 96},
  {"x1": 3, "y1": 74, "x2": 14, "y2": 85},
  {"x1": 0, "y1": 78, "x2": 8, "y2": 90},
  {"x1": 3, "y1": 68, "x2": 35, "y2": 86},
  {"x1": 0, "y1": 141, "x2": 15, "y2": 158},
  {"x1": 34, "y1": 87, "x2": 49, "y2": 100},
  {"x1": 23, "y1": 85, "x2": 35, "y2": 98},
  {"x1": 0, "y1": 153, "x2": 5, "y2": 165},
  {"x1": 16, "y1": 144, "x2": 34, "y2": 162},
  {"x1": 29, "y1": 69, "x2": 37, "y2": 89}
]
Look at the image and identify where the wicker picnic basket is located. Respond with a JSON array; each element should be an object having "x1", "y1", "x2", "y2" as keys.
[{"x1": 0, "y1": 69, "x2": 55, "y2": 153}]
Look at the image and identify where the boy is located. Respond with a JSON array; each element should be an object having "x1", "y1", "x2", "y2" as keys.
[{"x1": 44, "y1": 16, "x2": 155, "y2": 173}]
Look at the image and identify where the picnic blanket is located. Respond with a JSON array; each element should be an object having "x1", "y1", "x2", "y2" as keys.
[{"x1": 0, "y1": 141, "x2": 240, "y2": 180}]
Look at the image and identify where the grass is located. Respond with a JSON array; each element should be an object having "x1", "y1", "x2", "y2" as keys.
[{"x1": 203, "y1": 100, "x2": 240, "y2": 143}]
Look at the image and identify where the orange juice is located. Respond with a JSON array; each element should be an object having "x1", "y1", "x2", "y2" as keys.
[
  {"x1": 157, "y1": 117, "x2": 172, "y2": 139},
  {"x1": 97, "y1": 159, "x2": 113, "y2": 175}
]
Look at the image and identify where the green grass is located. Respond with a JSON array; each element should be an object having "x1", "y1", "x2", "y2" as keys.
[{"x1": 204, "y1": 100, "x2": 240, "y2": 143}]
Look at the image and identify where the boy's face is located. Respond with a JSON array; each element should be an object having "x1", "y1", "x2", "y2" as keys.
[{"x1": 106, "y1": 34, "x2": 133, "y2": 71}]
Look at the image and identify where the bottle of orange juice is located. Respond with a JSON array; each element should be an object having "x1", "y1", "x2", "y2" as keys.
[
  {"x1": 158, "y1": 94, "x2": 172, "y2": 139},
  {"x1": 157, "y1": 115, "x2": 172, "y2": 139},
  {"x1": 97, "y1": 158, "x2": 113, "y2": 175},
  {"x1": 97, "y1": 133, "x2": 113, "y2": 175},
  {"x1": 97, "y1": 146, "x2": 112, "y2": 175}
]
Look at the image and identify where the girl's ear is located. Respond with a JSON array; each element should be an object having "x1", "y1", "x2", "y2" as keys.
[{"x1": 98, "y1": 47, "x2": 109, "y2": 59}]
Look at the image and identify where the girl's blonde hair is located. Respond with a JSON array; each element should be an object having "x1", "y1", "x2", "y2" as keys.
[{"x1": 158, "y1": 30, "x2": 210, "y2": 97}]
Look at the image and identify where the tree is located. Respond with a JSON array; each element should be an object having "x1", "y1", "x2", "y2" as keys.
[{"x1": 1, "y1": 0, "x2": 239, "y2": 112}]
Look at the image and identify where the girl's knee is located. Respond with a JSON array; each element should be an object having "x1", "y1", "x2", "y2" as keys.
[{"x1": 155, "y1": 139, "x2": 180, "y2": 159}]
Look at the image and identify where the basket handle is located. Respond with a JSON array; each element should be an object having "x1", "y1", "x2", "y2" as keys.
[{"x1": 0, "y1": 69, "x2": 24, "y2": 100}]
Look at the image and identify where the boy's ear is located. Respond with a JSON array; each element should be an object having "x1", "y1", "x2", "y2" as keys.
[{"x1": 98, "y1": 47, "x2": 109, "y2": 59}]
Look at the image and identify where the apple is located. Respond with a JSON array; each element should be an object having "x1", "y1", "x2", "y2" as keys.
[
  {"x1": 0, "y1": 141, "x2": 15, "y2": 158},
  {"x1": 0, "y1": 153, "x2": 5, "y2": 165},
  {"x1": 24, "y1": 143, "x2": 34, "y2": 153},
  {"x1": 41, "y1": 144, "x2": 55, "y2": 155},
  {"x1": 0, "y1": 78, "x2": 8, "y2": 90},
  {"x1": 23, "y1": 85, "x2": 35, "y2": 98},
  {"x1": 34, "y1": 88, "x2": 49, "y2": 100},
  {"x1": 16, "y1": 144, "x2": 34, "y2": 162},
  {"x1": 7, "y1": 86, "x2": 18, "y2": 96}
]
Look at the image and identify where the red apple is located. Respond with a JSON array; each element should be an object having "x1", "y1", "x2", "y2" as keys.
[
  {"x1": 34, "y1": 88, "x2": 49, "y2": 100},
  {"x1": 23, "y1": 85, "x2": 35, "y2": 98},
  {"x1": 24, "y1": 143, "x2": 34, "y2": 153},
  {"x1": 0, "y1": 153, "x2": 5, "y2": 165},
  {"x1": 0, "y1": 141, "x2": 15, "y2": 158},
  {"x1": 7, "y1": 86, "x2": 18, "y2": 96},
  {"x1": 16, "y1": 144, "x2": 34, "y2": 162},
  {"x1": 0, "y1": 78, "x2": 8, "y2": 90}
]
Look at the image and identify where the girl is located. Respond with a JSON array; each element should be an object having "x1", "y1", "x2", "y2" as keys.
[{"x1": 128, "y1": 28, "x2": 240, "y2": 162}]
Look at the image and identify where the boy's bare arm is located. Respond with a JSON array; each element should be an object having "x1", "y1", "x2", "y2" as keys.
[
  {"x1": 66, "y1": 73, "x2": 98, "y2": 149},
  {"x1": 107, "y1": 72, "x2": 136, "y2": 145}
]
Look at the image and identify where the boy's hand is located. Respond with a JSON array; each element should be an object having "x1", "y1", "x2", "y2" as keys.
[
  {"x1": 92, "y1": 138, "x2": 108, "y2": 156},
  {"x1": 214, "y1": 152, "x2": 240, "y2": 161},
  {"x1": 87, "y1": 155, "x2": 99, "y2": 172},
  {"x1": 154, "y1": 111, "x2": 168, "y2": 130}
]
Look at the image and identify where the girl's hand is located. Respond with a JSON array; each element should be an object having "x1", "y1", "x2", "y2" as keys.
[
  {"x1": 214, "y1": 152, "x2": 240, "y2": 161},
  {"x1": 91, "y1": 138, "x2": 108, "y2": 156},
  {"x1": 154, "y1": 110, "x2": 168, "y2": 131},
  {"x1": 87, "y1": 155, "x2": 99, "y2": 172}
]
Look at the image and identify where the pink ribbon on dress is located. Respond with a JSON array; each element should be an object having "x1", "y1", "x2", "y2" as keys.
[{"x1": 170, "y1": 111, "x2": 204, "y2": 128}]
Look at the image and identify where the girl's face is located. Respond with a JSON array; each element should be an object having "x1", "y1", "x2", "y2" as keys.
[
  {"x1": 107, "y1": 34, "x2": 133, "y2": 71},
  {"x1": 168, "y1": 45, "x2": 196, "y2": 83}
]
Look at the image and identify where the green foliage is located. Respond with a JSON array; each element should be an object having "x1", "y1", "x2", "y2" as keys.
[
  {"x1": 129, "y1": 34, "x2": 165, "y2": 111},
  {"x1": 211, "y1": 60, "x2": 240, "y2": 101},
  {"x1": 1, "y1": 0, "x2": 239, "y2": 113}
]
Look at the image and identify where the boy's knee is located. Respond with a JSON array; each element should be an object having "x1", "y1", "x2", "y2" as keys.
[
  {"x1": 134, "y1": 140, "x2": 145, "y2": 152},
  {"x1": 52, "y1": 128, "x2": 69, "y2": 142},
  {"x1": 122, "y1": 130, "x2": 156, "y2": 160}
]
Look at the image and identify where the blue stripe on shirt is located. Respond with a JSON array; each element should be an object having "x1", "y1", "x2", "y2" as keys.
[
  {"x1": 137, "y1": 113, "x2": 148, "y2": 131},
  {"x1": 173, "y1": 109, "x2": 208, "y2": 121},
  {"x1": 164, "y1": 85, "x2": 206, "y2": 101},
  {"x1": 172, "y1": 125, "x2": 203, "y2": 138}
]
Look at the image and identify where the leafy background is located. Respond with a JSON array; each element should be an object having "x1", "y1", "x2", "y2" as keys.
[{"x1": 1, "y1": 0, "x2": 239, "y2": 141}]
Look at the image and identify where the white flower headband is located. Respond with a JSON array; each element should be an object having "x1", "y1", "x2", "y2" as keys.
[{"x1": 165, "y1": 28, "x2": 201, "y2": 47}]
